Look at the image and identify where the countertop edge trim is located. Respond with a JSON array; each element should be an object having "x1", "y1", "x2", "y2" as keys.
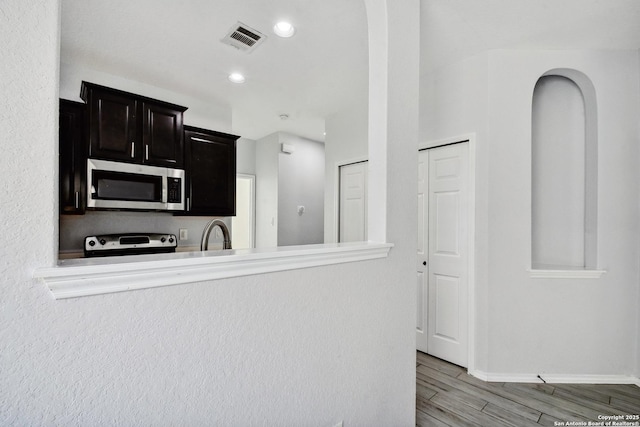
[{"x1": 34, "y1": 242, "x2": 394, "y2": 299}]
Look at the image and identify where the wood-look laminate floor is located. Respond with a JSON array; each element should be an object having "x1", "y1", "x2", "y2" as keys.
[{"x1": 416, "y1": 351, "x2": 640, "y2": 427}]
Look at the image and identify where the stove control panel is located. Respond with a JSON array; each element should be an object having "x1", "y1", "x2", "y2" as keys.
[{"x1": 84, "y1": 233, "x2": 177, "y2": 257}]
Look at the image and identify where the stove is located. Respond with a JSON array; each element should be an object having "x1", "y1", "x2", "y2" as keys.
[{"x1": 84, "y1": 233, "x2": 177, "y2": 257}]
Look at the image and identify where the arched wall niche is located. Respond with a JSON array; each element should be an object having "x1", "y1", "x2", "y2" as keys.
[{"x1": 531, "y1": 68, "x2": 598, "y2": 270}]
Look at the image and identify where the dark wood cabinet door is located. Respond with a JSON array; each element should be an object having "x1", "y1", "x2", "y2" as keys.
[
  {"x1": 81, "y1": 82, "x2": 186, "y2": 167},
  {"x1": 184, "y1": 126, "x2": 238, "y2": 216},
  {"x1": 59, "y1": 99, "x2": 86, "y2": 214},
  {"x1": 87, "y1": 88, "x2": 138, "y2": 162},
  {"x1": 143, "y1": 102, "x2": 184, "y2": 168}
]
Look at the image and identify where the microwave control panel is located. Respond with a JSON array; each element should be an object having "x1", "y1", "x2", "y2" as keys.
[{"x1": 167, "y1": 177, "x2": 182, "y2": 203}]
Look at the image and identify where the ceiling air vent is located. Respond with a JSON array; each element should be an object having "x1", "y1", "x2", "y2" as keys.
[{"x1": 221, "y1": 22, "x2": 266, "y2": 53}]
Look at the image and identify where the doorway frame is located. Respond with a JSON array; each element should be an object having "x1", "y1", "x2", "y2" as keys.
[
  {"x1": 233, "y1": 173, "x2": 256, "y2": 249},
  {"x1": 419, "y1": 133, "x2": 476, "y2": 374}
]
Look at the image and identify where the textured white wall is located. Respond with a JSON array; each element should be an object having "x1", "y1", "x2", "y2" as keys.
[
  {"x1": 0, "y1": 1, "x2": 418, "y2": 425},
  {"x1": 0, "y1": 0, "x2": 60, "y2": 265},
  {"x1": 422, "y1": 49, "x2": 640, "y2": 377}
]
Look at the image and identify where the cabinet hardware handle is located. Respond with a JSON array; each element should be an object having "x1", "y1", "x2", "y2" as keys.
[
  {"x1": 423, "y1": 261, "x2": 427, "y2": 266},
  {"x1": 145, "y1": 145, "x2": 149, "y2": 160},
  {"x1": 131, "y1": 142, "x2": 135, "y2": 158},
  {"x1": 74, "y1": 191, "x2": 79, "y2": 209},
  {"x1": 191, "y1": 137, "x2": 213, "y2": 143}
]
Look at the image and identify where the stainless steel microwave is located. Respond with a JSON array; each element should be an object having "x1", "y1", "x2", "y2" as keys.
[{"x1": 87, "y1": 159, "x2": 185, "y2": 211}]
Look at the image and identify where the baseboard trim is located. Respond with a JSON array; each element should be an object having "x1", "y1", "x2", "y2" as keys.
[{"x1": 469, "y1": 369, "x2": 640, "y2": 386}]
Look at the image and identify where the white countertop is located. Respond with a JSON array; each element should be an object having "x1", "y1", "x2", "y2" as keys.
[{"x1": 36, "y1": 242, "x2": 394, "y2": 299}]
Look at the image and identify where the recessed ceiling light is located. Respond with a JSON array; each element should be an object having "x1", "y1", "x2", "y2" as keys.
[
  {"x1": 273, "y1": 21, "x2": 295, "y2": 38},
  {"x1": 228, "y1": 73, "x2": 245, "y2": 84}
]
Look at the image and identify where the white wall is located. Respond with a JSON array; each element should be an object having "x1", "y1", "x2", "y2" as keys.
[
  {"x1": 255, "y1": 133, "x2": 280, "y2": 248},
  {"x1": 2, "y1": 1, "x2": 418, "y2": 424},
  {"x1": 324, "y1": 100, "x2": 369, "y2": 243},
  {"x1": 277, "y1": 134, "x2": 325, "y2": 246},
  {"x1": 237, "y1": 137, "x2": 256, "y2": 175},
  {"x1": 59, "y1": 62, "x2": 232, "y2": 133},
  {"x1": 637, "y1": 49, "x2": 640, "y2": 380},
  {"x1": 486, "y1": 50, "x2": 639, "y2": 376},
  {"x1": 422, "y1": 49, "x2": 640, "y2": 378},
  {"x1": 256, "y1": 132, "x2": 326, "y2": 247},
  {"x1": 420, "y1": 52, "x2": 491, "y2": 368}
]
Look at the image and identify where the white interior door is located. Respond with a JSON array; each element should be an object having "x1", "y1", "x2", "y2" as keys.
[
  {"x1": 417, "y1": 143, "x2": 469, "y2": 367},
  {"x1": 232, "y1": 174, "x2": 255, "y2": 249},
  {"x1": 339, "y1": 161, "x2": 368, "y2": 242}
]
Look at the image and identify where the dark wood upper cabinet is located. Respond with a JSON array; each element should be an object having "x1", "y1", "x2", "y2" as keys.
[
  {"x1": 81, "y1": 81, "x2": 186, "y2": 168},
  {"x1": 86, "y1": 88, "x2": 137, "y2": 162},
  {"x1": 184, "y1": 126, "x2": 239, "y2": 216},
  {"x1": 59, "y1": 99, "x2": 86, "y2": 214},
  {"x1": 64, "y1": 83, "x2": 238, "y2": 217},
  {"x1": 143, "y1": 102, "x2": 184, "y2": 167}
]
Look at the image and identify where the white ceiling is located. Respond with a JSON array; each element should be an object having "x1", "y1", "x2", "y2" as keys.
[
  {"x1": 60, "y1": 1, "x2": 640, "y2": 141},
  {"x1": 421, "y1": 0, "x2": 640, "y2": 74},
  {"x1": 60, "y1": 0, "x2": 368, "y2": 141}
]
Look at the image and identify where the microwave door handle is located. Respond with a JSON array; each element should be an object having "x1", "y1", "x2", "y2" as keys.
[{"x1": 162, "y1": 177, "x2": 168, "y2": 203}]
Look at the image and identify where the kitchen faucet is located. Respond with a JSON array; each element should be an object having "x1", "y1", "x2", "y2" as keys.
[{"x1": 200, "y1": 219, "x2": 232, "y2": 251}]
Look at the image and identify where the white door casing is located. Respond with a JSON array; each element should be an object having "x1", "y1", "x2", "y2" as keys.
[
  {"x1": 416, "y1": 151, "x2": 429, "y2": 352},
  {"x1": 339, "y1": 161, "x2": 368, "y2": 243},
  {"x1": 417, "y1": 142, "x2": 469, "y2": 368}
]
